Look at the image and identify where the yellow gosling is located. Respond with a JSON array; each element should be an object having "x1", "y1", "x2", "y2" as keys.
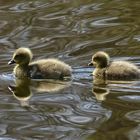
[
  {"x1": 88, "y1": 51, "x2": 140, "y2": 80},
  {"x1": 8, "y1": 47, "x2": 72, "y2": 79}
]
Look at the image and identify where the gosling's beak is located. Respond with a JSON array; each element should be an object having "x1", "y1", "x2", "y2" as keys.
[
  {"x1": 8, "y1": 85, "x2": 16, "y2": 93},
  {"x1": 8, "y1": 59, "x2": 15, "y2": 65},
  {"x1": 88, "y1": 62, "x2": 93, "y2": 66}
]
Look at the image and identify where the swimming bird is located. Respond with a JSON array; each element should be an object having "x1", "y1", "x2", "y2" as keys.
[
  {"x1": 88, "y1": 51, "x2": 140, "y2": 80},
  {"x1": 8, "y1": 47, "x2": 72, "y2": 79}
]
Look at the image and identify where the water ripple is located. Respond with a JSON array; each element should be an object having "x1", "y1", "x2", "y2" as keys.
[{"x1": 0, "y1": 0, "x2": 140, "y2": 140}]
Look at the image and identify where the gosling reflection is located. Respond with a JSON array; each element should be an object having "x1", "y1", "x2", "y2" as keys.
[
  {"x1": 8, "y1": 78, "x2": 71, "y2": 106},
  {"x1": 92, "y1": 85, "x2": 109, "y2": 101},
  {"x1": 91, "y1": 75, "x2": 109, "y2": 101},
  {"x1": 31, "y1": 80, "x2": 71, "y2": 93},
  {"x1": 8, "y1": 78, "x2": 31, "y2": 107}
]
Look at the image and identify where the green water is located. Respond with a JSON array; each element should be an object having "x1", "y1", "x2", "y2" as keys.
[{"x1": 0, "y1": 0, "x2": 140, "y2": 139}]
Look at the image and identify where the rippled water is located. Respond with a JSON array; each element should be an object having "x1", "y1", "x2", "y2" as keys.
[{"x1": 0, "y1": 0, "x2": 140, "y2": 139}]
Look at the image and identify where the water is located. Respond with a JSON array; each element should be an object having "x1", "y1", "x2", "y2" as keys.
[{"x1": 0, "y1": 0, "x2": 140, "y2": 139}]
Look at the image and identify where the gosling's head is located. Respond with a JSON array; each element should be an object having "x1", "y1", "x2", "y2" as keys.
[
  {"x1": 8, "y1": 48, "x2": 33, "y2": 65},
  {"x1": 88, "y1": 51, "x2": 110, "y2": 68}
]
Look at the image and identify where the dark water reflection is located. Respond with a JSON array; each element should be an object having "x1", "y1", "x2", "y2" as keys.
[{"x1": 0, "y1": 0, "x2": 140, "y2": 139}]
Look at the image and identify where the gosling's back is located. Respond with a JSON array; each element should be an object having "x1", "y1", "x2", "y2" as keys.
[
  {"x1": 106, "y1": 61, "x2": 140, "y2": 80},
  {"x1": 29, "y1": 58, "x2": 72, "y2": 79}
]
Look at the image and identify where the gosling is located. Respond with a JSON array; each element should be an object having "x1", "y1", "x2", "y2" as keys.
[
  {"x1": 8, "y1": 47, "x2": 72, "y2": 79},
  {"x1": 88, "y1": 51, "x2": 140, "y2": 80}
]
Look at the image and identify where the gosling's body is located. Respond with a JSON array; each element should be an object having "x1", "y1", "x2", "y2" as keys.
[
  {"x1": 29, "y1": 59, "x2": 71, "y2": 79},
  {"x1": 89, "y1": 51, "x2": 140, "y2": 80},
  {"x1": 9, "y1": 48, "x2": 72, "y2": 79}
]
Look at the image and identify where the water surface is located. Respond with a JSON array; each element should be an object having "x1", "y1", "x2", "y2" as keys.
[{"x1": 0, "y1": 0, "x2": 140, "y2": 139}]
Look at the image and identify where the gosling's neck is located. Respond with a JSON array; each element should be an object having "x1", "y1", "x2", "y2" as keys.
[
  {"x1": 18, "y1": 62, "x2": 29, "y2": 67},
  {"x1": 97, "y1": 61, "x2": 109, "y2": 69},
  {"x1": 93, "y1": 62, "x2": 109, "y2": 79},
  {"x1": 14, "y1": 63, "x2": 30, "y2": 78}
]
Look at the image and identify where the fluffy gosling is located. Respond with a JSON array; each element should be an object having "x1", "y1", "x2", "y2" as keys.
[
  {"x1": 8, "y1": 47, "x2": 72, "y2": 79},
  {"x1": 88, "y1": 51, "x2": 140, "y2": 80}
]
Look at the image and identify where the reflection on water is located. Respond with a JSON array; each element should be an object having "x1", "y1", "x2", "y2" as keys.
[
  {"x1": 8, "y1": 78, "x2": 71, "y2": 107},
  {"x1": 93, "y1": 86, "x2": 109, "y2": 101},
  {"x1": 0, "y1": 0, "x2": 140, "y2": 139},
  {"x1": 8, "y1": 78, "x2": 32, "y2": 107},
  {"x1": 31, "y1": 79, "x2": 71, "y2": 93}
]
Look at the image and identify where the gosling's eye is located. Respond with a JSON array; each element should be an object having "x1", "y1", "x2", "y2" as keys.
[
  {"x1": 93, "y1": 56, "x2": 99, "y2": 61},
  {"x1": 15, "y1": 54, "x2": 24, "y2": 59},
  {"x1": 15, "y1": 54, "x2": 20, "y2": 58}
]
